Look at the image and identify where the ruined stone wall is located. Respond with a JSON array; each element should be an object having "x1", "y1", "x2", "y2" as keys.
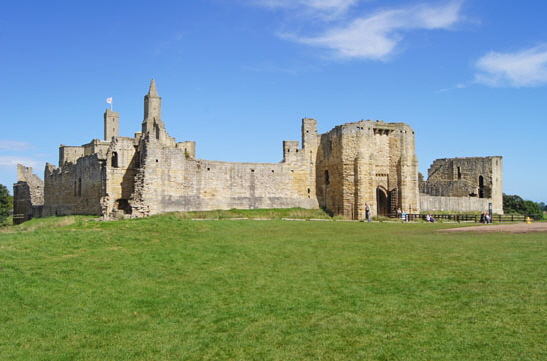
[
  {"x1": 14, "y1": 80, "x2": 502, "y2": 223},
  {"x1": 130, "y1": 134, "x2": 318, "y2": 217},
  {"x1": 176, "y1": 141, "x2": 196, "y2": 159},
  {"x1": 59, "y1": 140, "x2": 110, "y2": 166},
  {"x1": 101, "y1": 137, "x2": 139, "y2": 218},
  {"x1": 13, "y1": 165, "x2": 44, "y2": 224},
  {"x1": 420, "y1": 156, "x2": 503, "y2": 213},
  {"x1": 83, "y1": 139, "x2": 110, "y2": 158},
  {"x1": 59, "y1": 146, "x2": 85, "y2": 165},
  {"x1": 43, "y1": 155, "x2": 104, "y2": 217}
]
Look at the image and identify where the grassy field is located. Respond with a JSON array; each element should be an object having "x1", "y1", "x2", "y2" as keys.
[{"x1": 1, "y1": 213, "x2": 546, "y2": 360}]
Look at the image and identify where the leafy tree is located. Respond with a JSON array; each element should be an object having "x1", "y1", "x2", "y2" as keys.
[
  {"x1": 0, "y1": 183, "x2": 12, "y2": 226},
  {"x1": 503, "y1": 193, "x2": 544, "y2": 220},
  {"x1": 503, "y1": 194, "x2": 524, "y2": 214}
]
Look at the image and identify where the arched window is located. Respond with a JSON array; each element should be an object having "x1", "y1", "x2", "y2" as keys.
[
  {"x1": 478, "y1": 175, "x2": 484, "y2": 198},
  {"x1": 325, "y1": 170, "x2": 330, "y2": 185}
]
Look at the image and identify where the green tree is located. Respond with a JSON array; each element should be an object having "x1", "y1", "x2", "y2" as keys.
[
  {"x1": 503, "y1": 194, "x2": 544, "y2": 220},
  {"x1": 0, "y1": 183, "x2": 12, "y2": 226}
]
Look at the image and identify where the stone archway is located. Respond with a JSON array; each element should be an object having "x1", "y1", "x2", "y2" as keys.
[{"x1": 376, "y1": 187, "x2": 389, "y2": 216}]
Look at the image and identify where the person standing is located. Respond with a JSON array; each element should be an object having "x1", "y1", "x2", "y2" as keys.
[{"x1": 365, "y1": 203, "x2": 371, "y2": 222}]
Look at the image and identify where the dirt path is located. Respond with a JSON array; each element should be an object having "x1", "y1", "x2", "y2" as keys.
[{"x1": 440, "y1": 222, "x2": 547, "y2": 234}]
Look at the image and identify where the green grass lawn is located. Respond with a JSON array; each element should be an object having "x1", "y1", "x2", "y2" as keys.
[{"x1": 1, "y1": 214, "x2": 546, "y2": 360}]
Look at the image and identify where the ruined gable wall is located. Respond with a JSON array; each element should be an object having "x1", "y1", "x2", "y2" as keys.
[{"x1": 43, "y1": 155, "x2": 104, "y2": 217}]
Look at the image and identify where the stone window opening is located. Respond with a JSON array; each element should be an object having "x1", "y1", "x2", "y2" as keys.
[
  {"x1": 155, "y1": 123, "x2": 160, "y2": 140},
  {"x1": 478, "y1": 175, "x2": 485, "y2": 198},
  {"x1": 325, "y1": 170, "x2": 330, "y2": 185},
  {"x1": 111, "y1": 152, "x2": 119, "y2": 168},
  {"x1": 457, "y1": 166, "x2": 462, "y2": 180},
  {"x1": 78, "y1": 178, "x2": 82, "y2": 197}
]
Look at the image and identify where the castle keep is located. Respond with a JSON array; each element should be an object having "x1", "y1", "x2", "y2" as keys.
[{"x1": 13, "y1": 80, "x2": 503, "y2": 223}]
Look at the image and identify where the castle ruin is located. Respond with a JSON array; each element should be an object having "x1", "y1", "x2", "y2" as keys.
[{"x1": 13, "y1": 80, "x2": 503, "y2": 223}]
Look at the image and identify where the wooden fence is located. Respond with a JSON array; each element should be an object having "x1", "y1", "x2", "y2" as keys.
[{"x1": 392, "y1": 213, "x2": 543, "y2": 223}]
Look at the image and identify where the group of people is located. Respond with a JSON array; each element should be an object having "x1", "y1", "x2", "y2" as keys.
[
  {"x1": 362, "y1": 205, "x2": 493, "y2": 224},
  {"x1": 480, "y1": 212, "x2": 492, "y2": 224}
]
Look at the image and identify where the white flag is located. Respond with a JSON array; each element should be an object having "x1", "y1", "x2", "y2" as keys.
[{"x1": 106, "y1": 97, "x2": 112, "y2": 104}]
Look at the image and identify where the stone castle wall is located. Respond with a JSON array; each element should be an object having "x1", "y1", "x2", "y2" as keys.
[
  {"x1": 315, "y1": 121, "x2": 419, "y2": 219},
  {"x1": 129, "y1": 130, "x2": 318, "y2": 218},
  {"x1": 420, "y1": 156, "x2": 503, "y2": 214},
  {"x1": 43, "y1": 155, "x2": 104, "y2": 217},
  {"x1": 13, "y1": 80, "x2": 503, "y2": 223},
  {"x1": 13, "y1": 165, "x2": 44, "y2": 224},
  {"x1": 420, "y1": 195, "x2": 500, "y2": 214}
]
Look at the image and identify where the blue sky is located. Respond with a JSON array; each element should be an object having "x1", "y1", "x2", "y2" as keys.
[{"x1": 1, "y1": 0, "x2": 545, "y2": 202}]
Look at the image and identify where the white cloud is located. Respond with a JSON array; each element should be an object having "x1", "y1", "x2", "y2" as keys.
[
  {"x1": 254, "y1": 0, "x2": 358, "y2": 13},
  {"x1": 474, "y1": 44, "x2": 547, "y2": 87},
  {"x1": 282, "y1": 1, "x2": 464, "y2": 60},
  {"x1": 0, "y1": 140, "x2": 34, "y2": 151},
  {"x1": 0, "y1": 156, "x2": 40, "y2": 168}
]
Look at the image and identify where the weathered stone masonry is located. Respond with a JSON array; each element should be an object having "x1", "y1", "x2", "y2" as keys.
[{"x1": 13, "y1": 80, "x2": 503, "y2": 223}]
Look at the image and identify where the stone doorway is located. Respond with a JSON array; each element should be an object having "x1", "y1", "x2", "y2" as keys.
[
  {"x1": 376, "y1": 187, "x2": 389, "y2": 216},
  {"x1": 115, "y1": 199, "x2": 132, "y2": 215}
]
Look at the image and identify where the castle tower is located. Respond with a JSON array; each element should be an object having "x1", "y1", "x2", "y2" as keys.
[
  {"x1": 142, "y1": 78, "x2": 163, "y2": 134},
  {"x1": 104, "y1": 109, "x2": 120, "y2": 141}
]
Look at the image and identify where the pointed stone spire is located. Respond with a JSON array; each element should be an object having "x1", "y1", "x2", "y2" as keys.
[{"x1": 148, "y1": 78, "x2": 159, "y2": 98}]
